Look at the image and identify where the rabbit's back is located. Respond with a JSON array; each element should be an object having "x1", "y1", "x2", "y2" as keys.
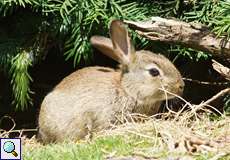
[
  {"x1": 54, "y1": 67, "x2": 117, "y2": 91},
  {"x1": 38, "y1": 66, "x2": 135, "y2": 142}
]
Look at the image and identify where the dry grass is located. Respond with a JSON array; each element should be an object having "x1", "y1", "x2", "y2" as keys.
[{"x1": 97, "y1": 112, "x2": 230, "y2": 159}]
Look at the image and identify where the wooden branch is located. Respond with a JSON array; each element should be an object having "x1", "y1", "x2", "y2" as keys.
[
  {"x1": 212, "y1": 60, "x2": 230, "y2": 81},
  {"x1": 202, "y1": 88, "x2": 230, "y2": 106},
  {"x1": 124, "y1": 17, "x2": 230, "y2": 58}
]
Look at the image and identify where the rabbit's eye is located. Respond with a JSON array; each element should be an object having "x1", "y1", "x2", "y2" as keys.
[{"x1": 149, "y1": 68, "x2": 160, "y2": 77}]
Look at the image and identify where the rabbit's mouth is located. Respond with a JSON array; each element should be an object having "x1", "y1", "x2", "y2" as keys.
[
  {"x1": 158, "y1": 85, "x2": 184, "y2": 100},
  {"x1": 159, "y1": 79, "x2": 184, "y2": 98}
]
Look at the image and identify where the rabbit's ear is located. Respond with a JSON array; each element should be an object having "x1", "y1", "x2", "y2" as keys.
[
  {"x1": 90, "y1": 36, "x2": 121, "y2": 62},
  {"x1": 110, "y1": 20, "x2": 135, "y2": 65}
]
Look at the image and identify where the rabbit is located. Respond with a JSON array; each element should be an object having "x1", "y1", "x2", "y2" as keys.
[{"x1": 38, "y1": 20, "x2": 184, "y2": 143}]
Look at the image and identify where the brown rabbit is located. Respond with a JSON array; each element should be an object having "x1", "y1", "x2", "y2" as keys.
[{"x1": 38, "y1": 20, "x2": 184, "y2": 143}]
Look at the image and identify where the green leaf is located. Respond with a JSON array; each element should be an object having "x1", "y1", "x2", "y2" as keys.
[{"x1": 9, "y1": 50, "x2": 33, "y2": 110}]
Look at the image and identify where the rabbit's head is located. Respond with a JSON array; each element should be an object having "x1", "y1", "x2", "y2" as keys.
[{"x1": 91, "y1": 20, "x2": 184, "y2": 104}]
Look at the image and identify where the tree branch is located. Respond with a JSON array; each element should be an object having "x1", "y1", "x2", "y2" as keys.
[
  {"x1": 212, "y1": 60, "x2": 230, "y2": 81},
  {"x1": 124, "y1": 17, "x2": 230, "y2": 58}
]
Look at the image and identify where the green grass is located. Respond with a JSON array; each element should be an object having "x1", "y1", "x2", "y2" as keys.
[
  {"x1": 22, "y1": 114, "x2": 230, "y2": 160},
  {"x1": 23, "y1": 136, "x2": 140, "y2": 160},
  {"x1": 23, "y1": 135, "x2": 226, "y2": 160}
]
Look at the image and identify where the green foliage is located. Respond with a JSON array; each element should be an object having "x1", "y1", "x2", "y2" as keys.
[
  {"x1": 184, "y1": 0, "x2": 230, "y2": 37},
  {"x1": 211, "y1": 1, "x2": 230, "y2": 38},
  {"x1": 0, "y1": 0, "x2": 40, "y2": 16},
  {"x1": 43, "y1": 0, "x2": 167, "y2": 67},
  {"x1": 0, "y1": 8, "x2": 45, "y2": 110},
  {"x1": 169, "y1": 46, "x2": 211, "y2": 61},
  {"x1": 0, "y1": 0, "x2": 176, "y2": 110},
  {"x1": 9, "y1": 51, "x2": 33, "y2": 110},
  {"x1": 0, "y1": 0, "x2": 229, "y2": 110},
  {"x1": 0, "y1": 38, "x2": 33, "y2": 110},
  {"x1": 183, "y1": 0, "x2": 219, "y2": 23}
]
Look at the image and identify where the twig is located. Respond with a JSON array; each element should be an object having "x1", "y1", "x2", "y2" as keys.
[
  {"x1": 183, "y1": 78, "x2": 229, "y2": 86},
  {"x1": 202, "y1": 88, "x2": 230, "y2": 106},
  {"x1": 212, "y1": 59, "x2": 230, "y2": 81},
  {"x1": 126, "y1": 130, "x2": 156, "y2": 140}
]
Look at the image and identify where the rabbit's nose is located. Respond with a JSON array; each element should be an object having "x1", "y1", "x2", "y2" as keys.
[
  {"x1": 178, "y1": 85, "x2": 184, "y2": 92},
  {"x1": 178, "y1": 79, "x2": 184, "y2": 89},
  {"x1": 179, "y1": 81, "x2": 184, "y2": 89},
  {"x1": 175, "y1": 80, "x2": 184, "y2": 94}
]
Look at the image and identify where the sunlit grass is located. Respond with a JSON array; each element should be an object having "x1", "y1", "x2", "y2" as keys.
[{"x1": 22, "y1": 113, "x2": 230, "y2": 160}]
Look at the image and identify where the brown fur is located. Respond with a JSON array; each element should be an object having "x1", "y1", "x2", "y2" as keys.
[{"x1": 38, "y1": 20, "x2": 184, "y2": 143}]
